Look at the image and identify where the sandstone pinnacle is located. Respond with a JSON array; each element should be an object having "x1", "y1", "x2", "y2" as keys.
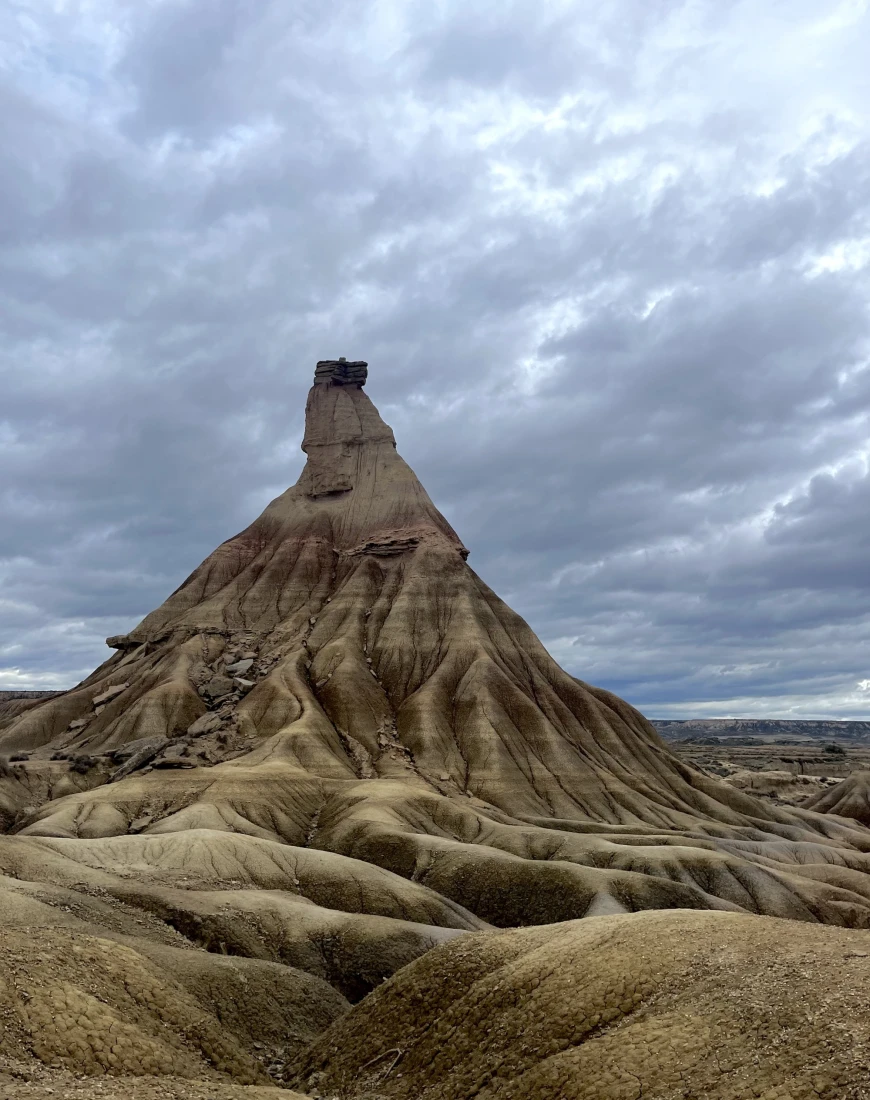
[{"x1": 3, "y1": 359, "x2": 870, "y2": 1094}]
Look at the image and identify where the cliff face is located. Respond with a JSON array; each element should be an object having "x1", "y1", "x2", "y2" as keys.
[{"x1": 4, "y1": 361, "x2": 870, "y2": 951}]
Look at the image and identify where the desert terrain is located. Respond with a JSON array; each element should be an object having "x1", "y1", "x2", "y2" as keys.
[{"x1": 3, "y1": 363, "x2": 870, "y2": 1098}]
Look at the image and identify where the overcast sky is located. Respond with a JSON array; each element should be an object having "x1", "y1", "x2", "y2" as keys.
[{"x1": 2, "y1": 1, "x2": 870, "y2": 719}]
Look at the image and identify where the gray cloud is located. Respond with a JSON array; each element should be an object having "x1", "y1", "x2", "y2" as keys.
[{"x1": 2, "y1": 0, "x2": 870, "y2": 719}]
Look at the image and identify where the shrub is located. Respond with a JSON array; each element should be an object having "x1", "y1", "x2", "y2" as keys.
[{"x1": 824, "y1": 743, "x2": 846, "y2": 755}]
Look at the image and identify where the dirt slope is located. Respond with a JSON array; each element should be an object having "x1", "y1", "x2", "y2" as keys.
[
  {"x1": 805, "y1": 771, "x2": 870, "y2": 826},
  {"x1": 294, "y1": 908, "x2": 870, "y2": 1100}
]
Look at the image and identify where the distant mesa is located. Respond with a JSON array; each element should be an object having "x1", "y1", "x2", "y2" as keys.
[{"x1": 653, "y1": 717, "x2": 870, "y2": 742}]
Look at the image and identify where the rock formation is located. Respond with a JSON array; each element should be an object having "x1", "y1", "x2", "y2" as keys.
[
  {"x1": 4, "y1": 360, "x2": 870, "y2": 1096},
  {"x1": 805, "y1": 770, "x2": 870, "y2": 827}
]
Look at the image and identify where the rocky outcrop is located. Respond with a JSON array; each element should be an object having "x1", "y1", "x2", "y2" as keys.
[{"x1": 313, "y1": 358, "x2": 368, "y2": 386}]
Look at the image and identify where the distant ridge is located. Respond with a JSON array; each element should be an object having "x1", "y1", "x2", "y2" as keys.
[
  {"x1": 653, "y1": 718, "x2": 870, "y2": 740},
  {"x1": 0, "y1": 691, "x2": 65, "y2": 701}
]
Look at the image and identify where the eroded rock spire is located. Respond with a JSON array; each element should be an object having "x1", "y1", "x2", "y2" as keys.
[{"x1": 4, "y1": 357, "x2": 870, "y2": 949}]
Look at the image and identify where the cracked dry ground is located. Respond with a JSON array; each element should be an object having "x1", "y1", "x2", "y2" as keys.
[{"x1": 3, "y1": 368, "x2": 870, "y2": 1097}]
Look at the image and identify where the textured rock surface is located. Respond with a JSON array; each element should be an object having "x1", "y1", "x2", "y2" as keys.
[
  {"x1": 0, "y1": 930, "x2": 325, "y2": 1098},
  {"x1": 805, "y1": 771, "x2": 870, "y2": 826},
  {"x1": 294, "y1": 909, "x2": 870, "y2": 1099},
  {"x1": 313, "y1": 358, "x2": 368, "y2": 386},
  {"x1": 5, "y1": 364, "x2": 870, "y2": 1092}
]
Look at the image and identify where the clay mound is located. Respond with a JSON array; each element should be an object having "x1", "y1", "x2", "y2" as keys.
[
  {"x1": 294, "y1": 908, "x2": 870, "y2": 1100},
  {"x1": 723, "y1": 767, "x2": 839, "y2": 805},
  {"x1": 0, "y1": 922, "x2": 343, "y2": 1094},
  {"x1": 0, "y1": 830, "x2": 481, "y2": 1002},
  {"x1": 805, "y1": 771, "x2": 870, "y2": 826}
]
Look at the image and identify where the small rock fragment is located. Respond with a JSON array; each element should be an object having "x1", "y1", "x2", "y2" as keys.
[
  {"x1": 225, "y1": 658, "x2": 254, "y2": 675},
  {"x1": 110, "y1": 737, "x2": 168, "y2": 782},
  {"x1": 187, "y1": 713, "x2": 223, "y2": 737},
  {"x1": 201, "y1": 675, "x2": 234, "y2": 700},
  {"x1": 92, "y1": 683, "x2": 129, "y2": 708}
]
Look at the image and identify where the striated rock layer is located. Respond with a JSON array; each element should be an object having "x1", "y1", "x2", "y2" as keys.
[{"x1": 5, "y1": 362, "x2": 870, "y2": 1094}]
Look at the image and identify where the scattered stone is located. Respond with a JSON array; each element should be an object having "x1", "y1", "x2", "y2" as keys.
[
  {"x1": 92, "y1": 683, "x2": 129, "y2": 707},
  {"x1": 314, "y1": 358, "x2": 368, "y2": 386},
  {"x1": 111, "y1": 736, "x2": 167, "y2": 764},
  {"x1": 67, "y1": 719, "x2": 87, "y2": 730},
  {"x1": 225, "y1": 658, "x2": 254, "y2": 675},
  {"x1": 152, "y1": 756, "x2": 196, "y2": 769},
  {"x1": 201, "y1": 675, "x2": 234, "y2": 700},
  {"x1": 94, "y1": 705, "x2": 106, "y2": 715},
  {"x1": 187, "y1": 713, "x2": 223, "y2": 737},
  {"x1": 233, "y1": 677, "x2": 254, "y2": 692},
  {"x1": 109, "y1": 737, "x2": 168, "y2": 781}
]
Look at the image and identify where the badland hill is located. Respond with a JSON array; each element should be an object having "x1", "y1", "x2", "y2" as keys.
[{"x1": 3, "y1": 361, "x2": 870, "y2": 1098}]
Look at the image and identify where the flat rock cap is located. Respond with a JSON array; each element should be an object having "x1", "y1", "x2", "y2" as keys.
[{"x1": 314, "y1": 359, "x2": 368, "y2": 386}]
